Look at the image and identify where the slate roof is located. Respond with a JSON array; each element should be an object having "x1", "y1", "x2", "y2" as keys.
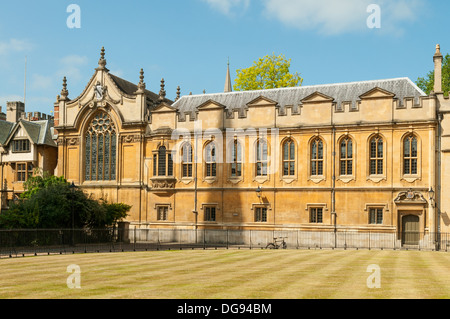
[
  {"x1": 172, "y1": 78, "x2": 426, "y2": 120},
  {"x1": 0, "y1": 121, "x2": 15, "y2": 144},
  {"x1": 2, "y1": 119, "x2": 56, "y2": 147},
  {"x1": 109, "y1": 73, "x2": 173, "y2": 105}
]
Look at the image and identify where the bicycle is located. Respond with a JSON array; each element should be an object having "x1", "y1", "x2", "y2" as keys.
[{"x1": 265, "y1": 237, "x2": 287, "y2": 249}]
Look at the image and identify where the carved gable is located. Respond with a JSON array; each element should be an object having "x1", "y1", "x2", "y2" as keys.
[{"x1": 360, "y1": 87, "x2": 395, "y2": 99}]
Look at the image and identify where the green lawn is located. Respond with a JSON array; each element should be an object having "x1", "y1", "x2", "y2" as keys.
[{"x1": 1, "y1": 249, "x2": 450, "y2": 299}]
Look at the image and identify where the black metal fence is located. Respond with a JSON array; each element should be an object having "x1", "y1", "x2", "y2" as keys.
[{"x1": 1, "y1": 228, "x2": 450, "y2": 258}]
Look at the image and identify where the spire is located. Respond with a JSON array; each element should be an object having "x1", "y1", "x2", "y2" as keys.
[
  {"x1": 137, "y1": 68, "x2": 146, "y2": 92},
  {"x1": 224, "y1": 57, "x2": 232, "y2": 93},
  {"x1": 98, "y1": 46, "x2": 107, "y2": 69},
  {"x1": 159, "y1": 78, "x2": 166, "y2": 100}
]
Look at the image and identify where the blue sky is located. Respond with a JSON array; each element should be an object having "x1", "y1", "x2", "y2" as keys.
[{"x1": 0, "y1": 0, "x2": 448, "y2": 116}]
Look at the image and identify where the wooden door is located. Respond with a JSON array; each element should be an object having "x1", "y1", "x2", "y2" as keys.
[{"x1": 402, "y1": 215, "x2": 420, "y2": 245}]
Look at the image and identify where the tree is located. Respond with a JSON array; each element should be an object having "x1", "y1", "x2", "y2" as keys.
[
  {"x1": 234, "y1": 53, "x2": 303, "y2": 91},
  {"x1": 416, "y1": 53, "x2": 450, "y2": 95},
  {"x1": 0, "y1": 173, "x2": 131, "y2": 229}
]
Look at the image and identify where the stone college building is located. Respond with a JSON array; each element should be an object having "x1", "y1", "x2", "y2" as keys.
[{"x1": 53, "y1": 45, "x2": 450, "y2": 246}]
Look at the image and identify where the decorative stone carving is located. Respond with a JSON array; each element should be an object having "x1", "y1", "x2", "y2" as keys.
[
  {"x1": 394, "y1": 190, "x2": 427, "y2": 204},
  {"x1": 150, "y1": 177, "x2": 176, "y2": 189},
  {"x1": 121, "y1": 135, "x2": 142, "y2": 143},
  {"x1": 68, "y1": 137, "x2": 80, "y2": 146}
]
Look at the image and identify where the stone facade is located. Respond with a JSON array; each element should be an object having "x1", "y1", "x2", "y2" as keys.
[{"x1": 53, "y1": 46, "x2": 450, "y2": 247}]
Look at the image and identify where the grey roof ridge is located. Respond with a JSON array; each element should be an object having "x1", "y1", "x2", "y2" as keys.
[{"x1": 174, "y1": 77, "x2": 425, "y2": 102}]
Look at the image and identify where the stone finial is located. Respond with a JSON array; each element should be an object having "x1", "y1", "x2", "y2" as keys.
[
  {"x1": 175, "y1": 86, "x2": 181, "y2": 101},
  {"x1": 159, "y1": 78, "x2": 166, "y2": 100},
  {"x1": 98, "y1": 46, "x2": 107, "y2": 69},
  {"x1": 61, "y1": 77, "x2": 69, "y2": 98},
  {"x1": 137, "y1": 68, "x2": 146, "y2": 92}
]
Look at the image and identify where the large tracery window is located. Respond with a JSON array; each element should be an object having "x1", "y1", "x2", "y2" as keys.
[{"x1": 85, "y1": 112, "x2": 117, "y2": 181}]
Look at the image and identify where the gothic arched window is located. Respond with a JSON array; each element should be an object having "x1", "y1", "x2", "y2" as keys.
[
  {"x1": 282, "y1": 139, "x2": 295, "y2": 176},
  {"x1": 403, "y1": 135, "x2": 418, "y2": 175},
  {"x1": 340, "y1": 137, "x2": 353, "y2": 176},
  {"x1": 311, "y1": 137, "x2": 324, "y2": 176},
  {"x1": 85, "y1": 112, "x2": 117, "y2": 181},
  {"x1": 369, "y1": 135, "x2": 384, "y2": 175}
]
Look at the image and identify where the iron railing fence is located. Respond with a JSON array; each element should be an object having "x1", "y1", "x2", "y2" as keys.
[{"x1": 1, "y1": 228, "x2": 450, "y2": 258}]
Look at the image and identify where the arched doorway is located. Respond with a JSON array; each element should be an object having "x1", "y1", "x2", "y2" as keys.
[{"x1": 402, "y1": 215, "x2": 420, "y2": 245}]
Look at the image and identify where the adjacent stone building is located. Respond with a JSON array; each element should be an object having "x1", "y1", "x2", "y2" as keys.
[{"x1": 53, "y1": 45, "x2": 450, "y2": 247}]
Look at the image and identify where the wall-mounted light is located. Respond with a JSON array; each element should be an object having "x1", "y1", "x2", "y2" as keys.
[
  {"x1": 256, "y1": 186, "x2": 262, "y2": 198},
  {"x1": 429, "y1": 187, "x2": 435, "y2": 208}
]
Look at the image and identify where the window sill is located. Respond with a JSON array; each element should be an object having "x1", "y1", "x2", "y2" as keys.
[
  {"x1": 254, "y1": 176, "x2": 269, "y2": 184},
  {"x1": 203, "y1": 177, "x2": 217, "y2": 184},
  {"x1": 228, "y1": 176, "x2": 243, "y2": 184},
  {"x1": 180, "y1": 177, "x2": 194, "y2": 185},
  {"x1": 401, "y1": 175, "x2": 421, "y2": 183},
  {"x1": 281, "y1": 176, "x2": 296, "y2": 184},
  {"x1": 367, "y1": 175, "x2": 386, "y2": 183},
  {"x1": 337, "y1": 176, "x2": 355, "y2": 184},
  {"x1": 309, "y1": 176, "x2": 325, "y2": 184}
]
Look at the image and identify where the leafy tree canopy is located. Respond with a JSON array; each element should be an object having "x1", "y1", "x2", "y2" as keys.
[
  {"x1": 416, "y1": 53, "x2": 450, "y2": 96},
  {"x1": 234, "y1": 53, "x2": 303, "y2": 91},
  {"x1": 0, "y1": 172, "x2": 130, "y2": 229}
]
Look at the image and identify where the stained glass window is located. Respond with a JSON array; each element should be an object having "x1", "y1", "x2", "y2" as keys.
[{"x1": 85, "y1": 112, "x2": 117, "y2": 181}]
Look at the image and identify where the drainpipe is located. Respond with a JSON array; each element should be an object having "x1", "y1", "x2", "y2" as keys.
[
  {"x1": 332, "y1": 126, "x2": 337, "y2": 247},
  {"x1": 193, "y1": 128, "x2": 199, "y2": 243},
  {"x1": 436, "y1": 112, "x2": 442, "y2": 250}
]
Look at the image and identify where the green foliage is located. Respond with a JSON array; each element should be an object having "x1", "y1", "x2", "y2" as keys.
[
  {"x1": 0, "y1": 173, "x2": 131, "y2": 229},
  {"x1": 234, "y1": 53, "x2": 303, "y2": 91},
  {"x1": 416, "y1": 53, "x2": 450, "y2": 96}
]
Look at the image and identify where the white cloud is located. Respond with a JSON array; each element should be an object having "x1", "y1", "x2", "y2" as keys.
[
  {"x1": 203, "y1": 0, "x2": 250, "y2": 15},
  {"x1": 31, "y1": 74, "x2": 53, "y2": 91},
  {"x1": 0, "y1": 38, "x2": 33, "y2": 55},
  {"x1": 262, "y1": 0, "x2": 424, "y2": 35},
  {"x1": 56, "y1": 54, "x2": 88, "y2": 82}
]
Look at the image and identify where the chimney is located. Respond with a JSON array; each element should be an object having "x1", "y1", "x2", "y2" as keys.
[
  {"x1": 0, "y1": 106, "x2": 6, "y2": 121},
  {"x1": 6, "y1": 101, "x2": 25, "y2": 123},
  {"x1": 434, "y1": 44, "x2": 443, "y2": 93}
]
